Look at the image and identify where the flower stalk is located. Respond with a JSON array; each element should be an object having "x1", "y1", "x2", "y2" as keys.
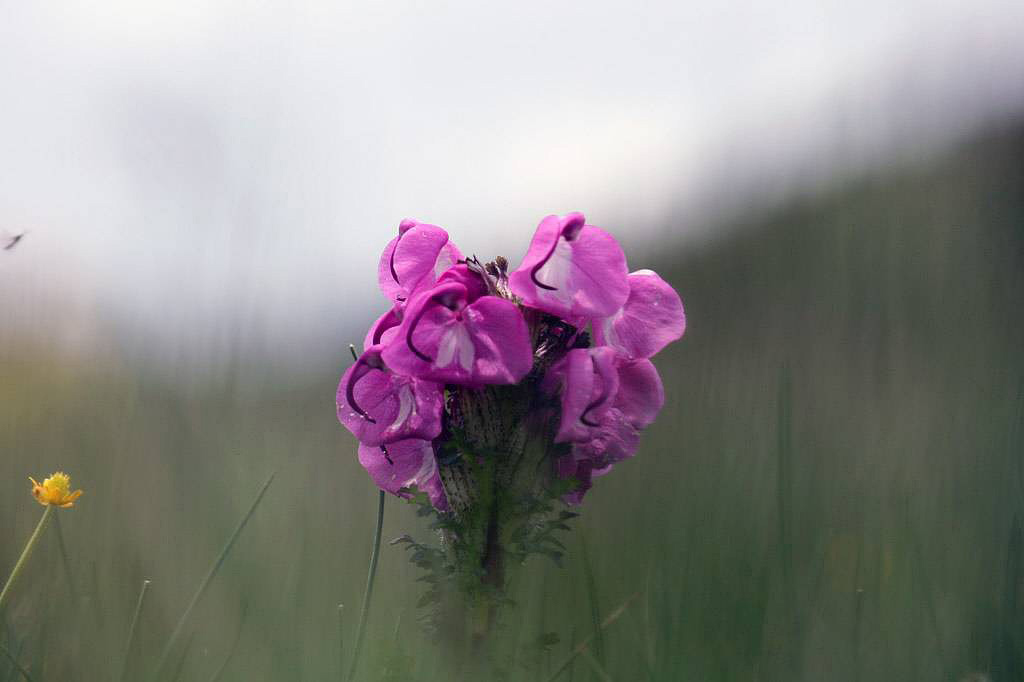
[{"x1": 0, "y1": 504, "x2": 54, "y2": 614}]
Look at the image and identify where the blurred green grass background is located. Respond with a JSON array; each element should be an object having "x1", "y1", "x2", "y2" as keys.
[{"x1": 2, "y1": 124, "x2": 1023, "y2": 681}]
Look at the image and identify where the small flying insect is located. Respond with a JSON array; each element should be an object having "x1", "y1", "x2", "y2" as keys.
[{"x1": 2, "y1": 231, "x2": 26, "y2": 251}]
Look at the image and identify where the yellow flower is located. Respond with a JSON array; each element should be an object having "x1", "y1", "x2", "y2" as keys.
[{"x1": 28, "y1": 471, "x2": 83, "y2": 508}]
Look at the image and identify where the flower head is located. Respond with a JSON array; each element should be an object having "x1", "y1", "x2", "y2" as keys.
[
  {"x1": 339, "y1": 212, "x2": 685, "y2": 510},
  {"x1": 29, "y1": 471, "x2": 83, "y2": 508}
]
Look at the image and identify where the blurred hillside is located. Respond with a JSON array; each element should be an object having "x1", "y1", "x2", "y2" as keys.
[{"x1": 1, "y1": 122, "x2": 1023, "y2": 681}]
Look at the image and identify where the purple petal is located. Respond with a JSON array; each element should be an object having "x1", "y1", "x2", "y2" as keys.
[
  {"x1": 377, "y1": 220, "x2": 462, "y2": 302},
  {"x1": 336, "y1": 348, "x2": 444, "y2": 446},
  {"x1": 612, "y1": 357, "x2": 665, "y2": 429},
  {"x1": 572, "y1": 408, "x2": 641, "y2": 465},
  {"x1": 382, "y1": 283, "x2": 532, "y2": 386},
  {"x1": 550, "y1": 347, "x2": 620, "y2": 443},
  {"x1": 357, "y1": 439, "x2": 448, "y2": 510},
  {"x1": 363, "y1": 305, "x2": 404, "y2": 351},
  {"x1": 593, "y1": 270, "x2": 685, "y2": 359},
  {"x1": 437, "y1": 263, "x2": 489, "y2": 302},
  {"x1": 508, "y1": 213, "x2": 629, "y2": 319}
]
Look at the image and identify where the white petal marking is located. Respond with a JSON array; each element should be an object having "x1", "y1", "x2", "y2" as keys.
[
  {"x1": 390, "y1": 383, "x2": 414, "y2": 431},
  {"x1": 436, "y1": 323, "x2": 475, "y2": 372},
  {"x1": 535, "y1": 238, "x2": 574, "y2": 307}
]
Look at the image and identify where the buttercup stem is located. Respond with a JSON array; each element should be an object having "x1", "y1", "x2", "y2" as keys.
[
  {"x1": 0, "y1": 505, "x2": 54, "y2": 614},
  {"x1": 346, "y1": 490, "x2": 385, "y2": 682}
]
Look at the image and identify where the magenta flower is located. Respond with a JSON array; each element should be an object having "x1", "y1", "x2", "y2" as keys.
[
  {"x1": 593, "y1": 269, "x2": 686, "y2": 359},
  {"x1": 336, "y1": 347, "x2": 444, "y2": 447},
  {"x1": 381, "y1": 281, "x2": 533, "y2": 386},
  {"x1": 378, "y1": 219, "x2": 462, "y2": 303},
  {"x1": 339, "y1": 212, "x2": 684, "y2": 518},
  {"x1": 358, "y1": 438, "x2": 448, "y2": 510},
  {"x1": 508, "y1": 212, "x2": 630, "y2": 319}
]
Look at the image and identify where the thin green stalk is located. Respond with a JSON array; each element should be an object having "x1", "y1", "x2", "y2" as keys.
[
  {"x1": 336, "y1": 604, "x2": 345, "y2": 680},
  {"x1": 152, "y1": 472, "x2": 275, "y2": 681},
  {"x1": 117, "y1": 579, "x2": 151, "y2": 682},
  {"x1": 566, "y1": 625, "x2": 577, "y2": 682},
  {"x1": 169, "y1": 632, "x2": 195, "y2": 682},
  {"x1": 0, "y1": 642, "x2": 31, "y2": 682},
  {"x1": 775, "y1": 366, "x2": 798, "y2": 676},
  {"x1": 346, "y1": 490, "x2": 385, "y2": 682},
  {"x1": 207, "y1": 601, "x2": 248, "y2": 682},
  {"x1": 2, "y1": 636, "x2": 22, "y2": 682},
  {"x1": 579, "y1": 648, "x2": 614, "y2": 682},
  {"x1": 578, "y1": 530, "x2": 605, "y2": 667},
  {"x1": 0, "y1": 505, "x2": 54, "y2": 614},
  {"x1": 544, "y1": 593, "x2": 639, "y2": 682},
  {"x1": 852, "y1": 540, "x2": 864, "y2": 682}
]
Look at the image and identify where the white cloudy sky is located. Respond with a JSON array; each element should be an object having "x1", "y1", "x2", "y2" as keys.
[{"x1": 1, "y1": 0, "x2": 1022, "y2": 374}]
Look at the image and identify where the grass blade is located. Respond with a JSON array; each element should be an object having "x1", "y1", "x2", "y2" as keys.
[
  {"x1": 0, "y1": 642, "x2": 31, "y2": 682},
  {"x1": 346, "y1": 490, "x2": 385, "y2": 682},
  {"x1": 118, "y1": 579, "x2": 151, "y2": 682},
  {"x1": 578, "y1": 530, "x2": 605, "y2": 667},
  {"x1": 207, "y1": 601, "x2": 248, "y2": 682},
  {"x1": 2, "y1": 636, "x2": 22, "y2": 682},
  {"x1": 168, "y1": 631, "x2": 195, "y2": 682},
  {"x1": 152, "y1": 472, "x2": 275, "y2": 680},
  {"x1": 336, "y1": 604, "x2": 345, "y2": 680},
  {"x1": 580, "y1": 648, "x2": 614, "y2": 682},
  {"x1": 544, "y1": 592, "x2": 639, "y2": 682}
]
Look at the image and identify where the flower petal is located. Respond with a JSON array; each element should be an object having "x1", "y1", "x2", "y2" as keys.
[
  {"x1": 358, "y1": 439, "x2": 448, "y2": 510},
  {"x1": 612, "y1": 357, "x2": 665, "y2": 429},
  {"x1": 594, "y1": 270, "x2": 685, "y2": 359},
  {"x1": 363, "y1": 305, "x2": 404, "y2": 351},
  {"x1": 377, "y1": 220, "x2": 462, "y2": 302},
  {"x1": 549, "y1": 347, "x2": 620, "y2": 443},
  {"x1": 509, "y1": 213, "x2": 629, "y2": 319},
  {"x1": 336, "y1": 348, "x2": 444, "y2": 446},
  {"x1": 382, "y1": 284, "x2": 532, "y2": 386}
]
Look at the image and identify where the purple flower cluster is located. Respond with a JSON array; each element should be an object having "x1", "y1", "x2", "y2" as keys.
[{"x1": 337, "y1": 213, "x2": 685, "y2": 509}]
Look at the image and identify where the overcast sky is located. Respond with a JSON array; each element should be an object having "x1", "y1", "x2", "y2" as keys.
[{"x1": 2, "y1": 0, "x2": 1023, "y2": 376}]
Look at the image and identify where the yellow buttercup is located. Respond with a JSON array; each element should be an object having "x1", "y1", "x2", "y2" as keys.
[{"x1": 28, "y1": 471, "x2": 83, "y2": 508}]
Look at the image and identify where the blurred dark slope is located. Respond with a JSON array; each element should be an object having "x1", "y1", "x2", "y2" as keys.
[
  {"x1": 1, "y1": 122, "x2": 1023, "y2": 681},
  {"x1": 602, "y1": 121, "x2": 1024, "y2": 680}
]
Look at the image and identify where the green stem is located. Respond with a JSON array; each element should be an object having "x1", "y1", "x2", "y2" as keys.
[
  {"x1": 0, "y1": 505, "x2": 54, "y2": 614},
  {"x1": 544, "y1": 592, "x2": 639, "y2": 682},
  {"x1": 336, "y1": 604, "x2": 345, "y2": 680},
  {"x1": 0, "y1": 641, "x2": 32, "y2": 682},
  {"x1": 117, "y1": 579, "x2": 151, "y2": 682},
  {"x1": 346, "y1": 490, "x2": 385, "y2": 682},
  {"x1": 152, "y1": 472, "x2": 275, "y2": 681}
]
